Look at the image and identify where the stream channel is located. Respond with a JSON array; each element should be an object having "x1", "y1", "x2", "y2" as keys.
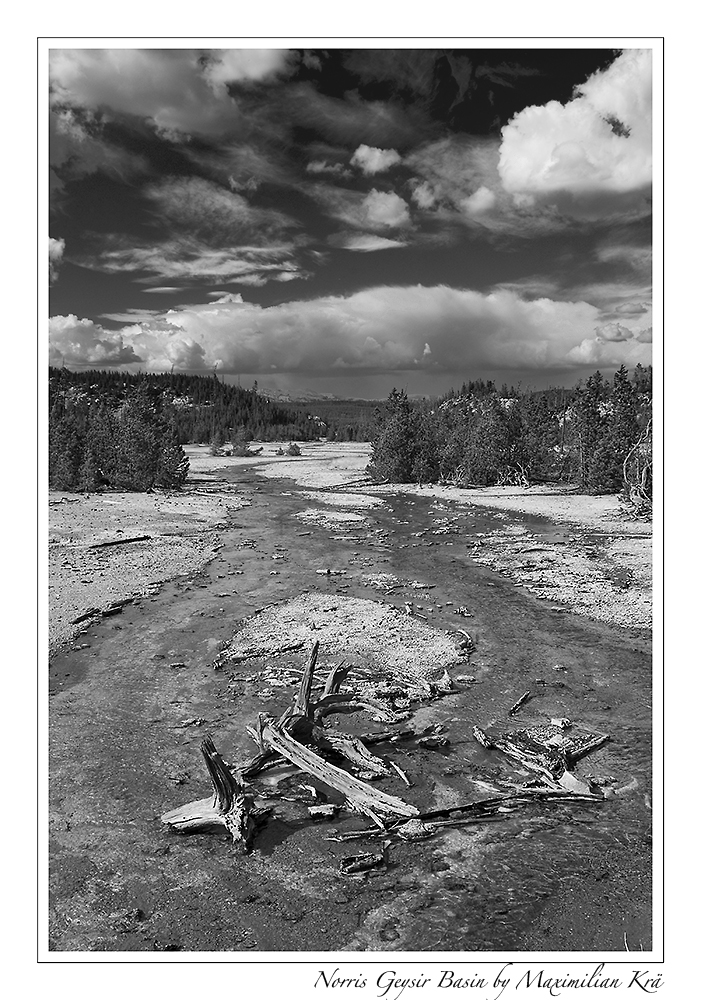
[{"x1": 49, "y1": 463, "x2": 653, "y2": 953}]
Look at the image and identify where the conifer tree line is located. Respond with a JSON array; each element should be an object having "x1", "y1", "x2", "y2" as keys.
[
  {"x1": 49, "y1": 365, "x2": 652, "y2": 499},
  {"x1": 368, "y1": 365, "x2": 652, "y2": 498},
  {"x1": 49, "y1": 375, "x2": 190, "y2": 492},
  {"x1": 48, "y1": 368, "x2": 375, "y2": 491}
]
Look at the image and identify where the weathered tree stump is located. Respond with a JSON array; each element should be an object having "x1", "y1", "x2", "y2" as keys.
[{"x1": 161, "y1": 736, "x2": 264, "y2": 850}]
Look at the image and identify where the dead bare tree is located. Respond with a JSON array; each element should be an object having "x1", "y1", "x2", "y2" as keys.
[{"x1": 622, "y1": 418, "x2": 652, "y2": 515}]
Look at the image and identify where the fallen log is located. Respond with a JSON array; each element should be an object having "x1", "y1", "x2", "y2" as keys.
[
  {"x1": 219, "y1": 641, "x2": 305, "y2": 666},
  {"x1": 102, "y1": 598, "x2": 134, "y2": 617},
  {"x1": 89, "y1": 535, "x2": 151, "y2": 549},
  {"x1": 161, "y1": 736, "x2": 266, "y2": 850},
  {"x1": 315, "y1": 730, "x2": 391, "y2": 777},
  {"x1": 260, "y1": 718, "x2": 418, "y2": 822},
  {"x1": 388, "y1": 760, "x2": 411, "y2": 787},
  {"x1": 71, "y1": 608, "x2": 99, "y2": 625},
  {"x1": 356, "y1": 725, "x2": 444, "y2": 746},
  {"x1": 473, "y1": 724, "x2": 564, "y2": 783},
  {"x1": 313, "y1": 692, "x2": 403, "y2": 724},
  {"x1": 339, "y1": 841, "x2": 390, "y2": 874},
  {"x1": 508, "y1": 691, "x2": 533, "y2": 716},
  {"x1": 473, "y1": 722, "x2": 610, "y2": 788},
  {"x1": 567, "y1": 732, "x2": 610, "y2": 762},
  {"x1": 326, "y1": 785, "x2": 603, "y2": 841}
]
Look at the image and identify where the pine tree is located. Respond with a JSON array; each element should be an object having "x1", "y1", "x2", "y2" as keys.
[
  {"x1": 411, "y1": 411, "x2": 441, "y2": 484},
  {"x1": 573, "y1": 371, "x2": 606, "y2": 489},
  {"x1": 368, "y1": 390, "x2": 419, "y2": 483},
  {"x1": 592, "y1": 365, "x2": 639, "y2": 492}
]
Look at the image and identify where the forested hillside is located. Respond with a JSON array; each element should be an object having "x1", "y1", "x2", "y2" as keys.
[
  {"x1": 49, "y1": 366, "x2": 652, "y2": 502},
  {"x1": 49, "y1": 375, "x2": 189, "y2": 492},
  {"x1": 48, "y1": 368, "x2": 377, "y2": 491},
  {"x1": 368, "y1": 365, "x2": 652, "y2": 503}
]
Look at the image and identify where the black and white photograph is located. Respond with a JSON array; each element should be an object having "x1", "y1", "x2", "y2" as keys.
[{"x1": 44, "y1": 40, "x2": 657, "y2": 962}]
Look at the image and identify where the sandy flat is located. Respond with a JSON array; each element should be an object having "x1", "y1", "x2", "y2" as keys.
[
  {"x1": 50, "y1": 442, "x2": 652, "y2": 650},
  {"x1": 49, "y1": 486, "x2": 246, "y2": 655}
]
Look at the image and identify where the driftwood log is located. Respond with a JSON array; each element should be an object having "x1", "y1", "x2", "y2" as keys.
[
  {"x1": 260, "y1": 718, "x2": 418, "y2": 823},
  {"x1": 163, "y1": 640, "x2": 419, "y2": 843},
  {"x1": 162, "y1": 639, "x2": 609, "y2": 853},
  {"x1": 473, "y1": 722, "x2": 610, "y2": 792},
  {"x1": 89, "y1": 535, "x2": 151, "y2": 549}
]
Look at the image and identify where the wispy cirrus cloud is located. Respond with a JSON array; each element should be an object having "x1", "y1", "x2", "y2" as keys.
[
  {"x1": 71, "y1": 174, "x2": 313, "y2": 286},
  {"x1": 405, "y1": 135, "x2": 567, "y2": 237},
  {"x1": 50, "y1": 108, "x2": 150, "y2": 194},
  {"x1": 595, "y1": 242, "x2": 652, "y2": 272},
  {"x1": 141, "y1": 175, "x2": 300, "y2": 245},
  {"x1": 77, "y1": 234, "x2": 309, "y2": 286},
  {"x1": 278, "y1": 82, "x2": 430, "y2": 149},
  {"x1": 306, "y1": 160, "x2": 351, "y2": 178},
  {"x1": 327, "y1": 233, "x2": 408, "y2": 252}
]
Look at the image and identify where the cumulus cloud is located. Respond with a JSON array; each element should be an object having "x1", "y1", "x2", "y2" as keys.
[
  {"x1": 410, "y1": 181, "x2": 437, "y2": 209},
  {"x1": 594, "y1": 321, "x2": 634, "y2": 342},
  {"x1": 49, "y1": 284, "x2": 652, "y2": 376},
  {"x1": 498, "y1": 49, "x2": 652, "y2": 219},
  {"x1": 207, "y1": 292, "x2": 244, "y2": 303},
  {"x1": 50, "y1": 49, "x2": 293, "y2": 139},
  {"x1": 49, "y1": 237, "x2": 65, "y2": 284},
  {"x1": 363, "y1": 190, "x2": 411, "y2": 229},
  {"x1": 461, "y1": 186, "x2": 497, "y2": 215},
  {"x1": 566, "y1": 336, "x2": 651, "y2": 367},
  {"x1": 568, "y1": 314, "x2": 653, "y2": 365},
  {"x1": 615, "y1": 301, "x2": 648, "y2": 316},
  {"x1": 310, "y1": 184, "x2": 411, "y2": 231},
  {"x1": 200, "y1": 49, "x2": 293, "y2": 96},
  {"x1": 49, "y1": 314, "x2": 141, "y2": 366},
  {"x1": 50, "y1": 49, "x2": 240, "y2": 137},
  {"x1": 350, "y1": 144, "x2": 402, "y2": 175}
]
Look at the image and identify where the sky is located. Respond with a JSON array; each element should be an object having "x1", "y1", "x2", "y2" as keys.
[{"x1": 48, "y1": 46, "x2": 653, "y2": 398}]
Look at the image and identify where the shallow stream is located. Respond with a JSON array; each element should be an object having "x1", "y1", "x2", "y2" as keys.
[{"x1": 48, "y1": 465, "x2": 652, "y2": 953}]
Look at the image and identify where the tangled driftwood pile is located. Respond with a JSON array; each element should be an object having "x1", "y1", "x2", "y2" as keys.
[{"x1": 162, "y1": 638, "x2": 611, "y2": 860}]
